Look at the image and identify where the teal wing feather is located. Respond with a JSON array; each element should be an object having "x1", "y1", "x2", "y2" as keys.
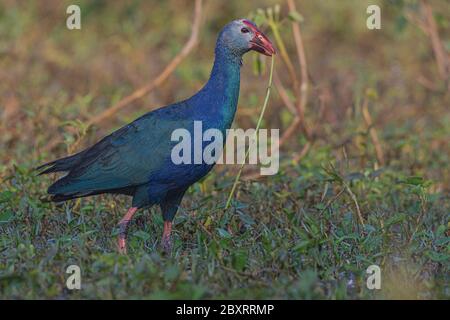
[{"x1": 47, "y1": 110, "x2": 188, "y2": 195}]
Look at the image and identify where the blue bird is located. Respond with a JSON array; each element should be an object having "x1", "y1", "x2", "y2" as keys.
[{"x1": 38, "y1": 19, "x2": 275, "y2": 253}]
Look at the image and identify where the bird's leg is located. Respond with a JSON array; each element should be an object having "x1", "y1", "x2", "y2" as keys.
[
  {"x1": 160, "y1": 188, "x2": 187, "y2": 253},
  {"x1": 161, "y1": 221, "x2": 172, "y2": 253},
  {"x1": 117, "y1": 207, "x2": 138, "y2": 254}
]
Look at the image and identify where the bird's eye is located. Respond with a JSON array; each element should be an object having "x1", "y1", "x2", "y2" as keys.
[{"x1": 241, "y1": 27, "x2": 249, "y2": 33}]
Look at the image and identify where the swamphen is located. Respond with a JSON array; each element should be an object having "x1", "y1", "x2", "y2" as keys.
[{"x1": 38, "y1": 19, "x2": 275, "y2": 253}]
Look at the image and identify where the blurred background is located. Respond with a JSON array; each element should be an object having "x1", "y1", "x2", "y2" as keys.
[
  {"x1": 0, "y1": 0, "x2": 448, "y2": 299},
  {"x1": 1, "y1": 0, "x2": 448, "y2": 185}
]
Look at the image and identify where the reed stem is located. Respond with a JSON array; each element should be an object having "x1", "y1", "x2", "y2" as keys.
[{"x1": 225, "y1": 55, "x2": 275, "y2": 209}]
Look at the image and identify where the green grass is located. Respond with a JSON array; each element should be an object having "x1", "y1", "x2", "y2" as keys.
[
  {"x1": 0, "y1": 0, "x2": 449, "y2": 299},
  {"x1": 1, "y1": 144, "x2": 448, "y2": 299}
]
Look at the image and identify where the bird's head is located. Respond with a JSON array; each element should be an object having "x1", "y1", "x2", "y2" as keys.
[{"x1": 217, "y1": 19, "x2": 276, "y2": 58}]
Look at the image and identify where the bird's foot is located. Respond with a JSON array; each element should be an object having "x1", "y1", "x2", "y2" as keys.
[{"x1": 161, "y1": 236, "x2": 172, "y2": 254}]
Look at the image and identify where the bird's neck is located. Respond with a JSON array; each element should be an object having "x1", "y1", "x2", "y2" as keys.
[{"x1": 192, "y1": 46, "x2": 242, "y2": 128}]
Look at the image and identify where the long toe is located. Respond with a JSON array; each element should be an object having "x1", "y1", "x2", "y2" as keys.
[{"x1": 161, "y1": 237, "x2": 172, "y2": 254}]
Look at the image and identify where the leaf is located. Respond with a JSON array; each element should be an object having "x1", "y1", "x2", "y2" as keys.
[
  {"x1": 288, "y1": 10, "x2": 304, "y2": 23},
  {"x1": 204, "y1": 216, "x2": 212, "y2": 228},
  {"x1": 384, "y1": 213, "x2": 407, "y2": 228},
  {"x1": 164, "y1": 265, "x2": 180, "y2": 282},
  {"x1": 217, "y1": 228, "x2": 232, "y2": 239},
  {"x1": 402, "y1": 176, "x2": 425, "y2": 186},
  {"x1": 253, "y1": 9, "x2": 267, "y2": 26},
  {"x1": 365, "y1": 87, "x2": 378, "y2": 100},
  {"x1": 0, "y1": 210, "x2": 14, "y2": 223},
  {"x1": 133, "y1": 230, "x2": 151, "y2": 241},
  {"x1": 369, "y1": 168, "x2": 385, "y2": 178},
  {"x1": 232, "y1": 250, "x2": 248, "y2": 271},
  {"x1": 363, "y1": 224, "x2": 376, "y2": 233},
  {"x1": 238, "y1": 212, "x2": 255, "y2": 226},
  {"x1": 314, "y1": 203, "x2": 326, "y2": 210},
  {"x1": 395, "y1": 15, "x2": 408, "y2": 32},
  {"x1": 293, "y1": 240, "x2": 311, "y2": 252},
  {"x1": 345, "y1": 172, "x2": 365, "y2": 182},
  {"x1": 0, "y1": 191, "x2": 14, "y2": 203},
  {"x1": 436, "y1": 224, "x2": 447, "y2": 237},
  {"x1": 425, "y1": 250, "x2": 449, "y2": 263}
]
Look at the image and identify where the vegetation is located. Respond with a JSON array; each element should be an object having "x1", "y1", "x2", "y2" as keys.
[{"x1": 0, "y1": 0, "x2": 448, "y2": 299}]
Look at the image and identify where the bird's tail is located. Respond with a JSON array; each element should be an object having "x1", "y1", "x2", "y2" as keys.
[
  {"x1": 36, "y1": 151, "x2": 85, "y2": 175},
  {"x1": 37, "y1": 151, "x2": 89, "y2": 202}
]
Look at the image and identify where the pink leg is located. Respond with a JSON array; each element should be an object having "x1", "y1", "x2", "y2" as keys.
[
  {"x1": 117, "y1": 207, "x2": 138, "y2": 254},
  {"x1": 161, "y1": 221, "x2": 173, "y2": 253}
]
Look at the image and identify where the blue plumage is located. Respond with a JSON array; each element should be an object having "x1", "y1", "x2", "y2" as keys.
[{"x1": 38, "y1": 19, "x2": 275, "y2": 252}]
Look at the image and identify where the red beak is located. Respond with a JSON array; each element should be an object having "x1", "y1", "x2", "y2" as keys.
[{"x1": 243, "y1": 20, "x2": 276, "y2": 56}]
